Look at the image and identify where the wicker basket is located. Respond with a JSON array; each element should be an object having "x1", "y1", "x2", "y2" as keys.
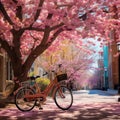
[{"x1": 57, "y1": 73, "x2": 68, "y2": 82}]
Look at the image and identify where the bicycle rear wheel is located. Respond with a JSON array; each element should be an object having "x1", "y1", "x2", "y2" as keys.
[
  {"x1": 15, "y1": 87, "x2": 36, "y2": 112},
  {"x1": 54, "y1": 86, "x2": 73, "y2": 110}
]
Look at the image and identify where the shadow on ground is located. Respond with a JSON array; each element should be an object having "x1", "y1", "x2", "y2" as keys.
[{"x1": 0, "y1": 102, "x2": 120, "y2": 120}]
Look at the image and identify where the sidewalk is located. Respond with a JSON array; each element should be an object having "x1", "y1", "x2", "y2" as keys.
[{"x1": 73, "y1": 89, "x2": 118, "y2": 96}]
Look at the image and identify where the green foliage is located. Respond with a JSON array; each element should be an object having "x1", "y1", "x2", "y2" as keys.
[
  {"x1": 35, "y1": 77, "x2": 50, "y2": 91},
  {"x1": 28, "y1": 71, "x2": 34, "y2": 77}
]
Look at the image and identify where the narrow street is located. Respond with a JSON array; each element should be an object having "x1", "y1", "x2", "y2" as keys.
[{"x1": 0, "y1": 90, "x2": 120, "y2": 120}]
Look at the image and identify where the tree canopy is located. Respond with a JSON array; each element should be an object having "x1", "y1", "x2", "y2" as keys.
[{"x1": 0, "y1": 0, "x2": 120, "y2": 82}]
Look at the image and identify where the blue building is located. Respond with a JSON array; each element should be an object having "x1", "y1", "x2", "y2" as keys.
[{"x1": 103, "y1": 46, "x2": 109, "y2": 90}]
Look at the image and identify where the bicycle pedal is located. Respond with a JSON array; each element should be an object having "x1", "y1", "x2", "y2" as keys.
[{"x1": 35, "y1": 102, "x2": 40, "y2": 106}]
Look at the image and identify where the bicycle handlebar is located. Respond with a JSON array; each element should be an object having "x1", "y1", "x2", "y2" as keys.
[{"x1": 28, "y1": 72, "x2": 48, "y2": 81}]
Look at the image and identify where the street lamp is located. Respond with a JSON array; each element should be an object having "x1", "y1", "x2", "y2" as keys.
[{"x1": 117, "y1": 42, "x2": 120, "y2": 102}]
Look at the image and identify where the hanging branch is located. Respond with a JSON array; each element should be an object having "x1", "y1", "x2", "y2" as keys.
[{"x1": 0, "y1": 1, "x2": 14, "y2": 25}]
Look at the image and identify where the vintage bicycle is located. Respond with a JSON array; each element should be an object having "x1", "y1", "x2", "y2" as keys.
[{"x1": 14, "y1": 72, "x2": 73, "y2": 112}]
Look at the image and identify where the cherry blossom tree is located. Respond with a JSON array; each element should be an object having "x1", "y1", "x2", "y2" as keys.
[
  {"x1": 0, "y1": 0, "x2": 119, "y2": 84},
  {"x1": 36, "y1": 39, "x2": 98, "y2": 85}
]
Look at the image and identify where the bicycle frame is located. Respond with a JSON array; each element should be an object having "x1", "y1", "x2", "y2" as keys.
[{"x1": 23, "y1": 77, "x2": 62, "y2": 101}]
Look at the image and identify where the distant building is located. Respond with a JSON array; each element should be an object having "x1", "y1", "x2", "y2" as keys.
[
  {"x1": 108, "y1": 41, "x2": 119, "y2": 89},
  {"x1": 103, "y1": 46, "x2": 109, "y2": 89},
  {"x1": 98, "y1": 52, "x2": 104, "y2": 89},
  {"x1": 107, "y1": 5, "x2": 119, "y2": 90}
]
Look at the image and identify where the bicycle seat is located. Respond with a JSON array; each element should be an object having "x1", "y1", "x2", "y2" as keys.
[{"x1": 29, "y1": 76, "x2": 36, "y2": 80}]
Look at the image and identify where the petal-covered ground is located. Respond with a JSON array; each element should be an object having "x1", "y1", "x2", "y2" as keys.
[{"x1": 0, "y1": 90, "x2": 120, "y2": 120}]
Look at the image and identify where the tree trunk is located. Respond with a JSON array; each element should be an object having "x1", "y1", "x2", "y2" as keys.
[
  {"x1": 12, "y1": 61, "x2": 29, "y2": 91},
  {"x1": 14, "y1": 73, "x2": 29, "y2": 92}
]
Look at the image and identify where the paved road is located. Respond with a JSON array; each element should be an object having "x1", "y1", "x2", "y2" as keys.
[{"x1": 0, "y1": 90, "x2": 120, "y2": 120}]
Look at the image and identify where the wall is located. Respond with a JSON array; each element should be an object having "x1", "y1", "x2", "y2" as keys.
[{"x1": 108, "y1": 41, "x2": 119, "y2": 89}]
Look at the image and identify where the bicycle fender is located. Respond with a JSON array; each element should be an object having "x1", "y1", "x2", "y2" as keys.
[
  {"x1": 14, "y1": 87, "x2": 23, "y2": 95},
  {"x1": 52, "y1": 87, "x2": 57, "y2": 99}
]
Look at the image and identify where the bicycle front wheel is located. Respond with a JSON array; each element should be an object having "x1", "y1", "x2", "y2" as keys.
[
  {"x1": 15, "y1": 87, "x2": 36, "y2": 112},
  {"x1": 54, "y1": 86, "x2": 73, "y2": 110}
]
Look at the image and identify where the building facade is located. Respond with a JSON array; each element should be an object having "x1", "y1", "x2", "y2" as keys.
[
  {"x1": 103, "y1": 46, "x2": 109, "y2": 89},
  {"x1": 98, "y1": 52, "x2": 104, "y2": 89},
  {"x1": 108, "y1": 41, "x2": 119, "y2": 89},
  {"x1": 0, "y1": 48, "x2": 6, "y2": 92},
  {"x1": 0, "y1": 48, "x2": 14, "y2": 92},
  {"x1": 106, "y1": 5, "x2": 119, "y2": 90}
]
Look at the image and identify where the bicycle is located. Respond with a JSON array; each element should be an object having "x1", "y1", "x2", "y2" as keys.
[{"x1": 14, "y1": 72, "x2": 73, "y2": 112}]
